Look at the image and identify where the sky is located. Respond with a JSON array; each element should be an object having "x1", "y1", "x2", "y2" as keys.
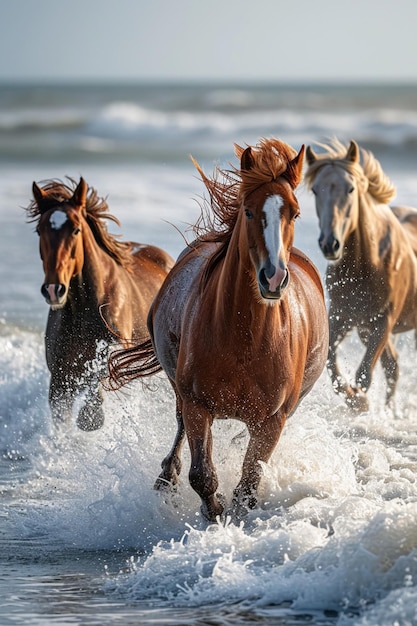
[{"x1": 1, "y1": 0, "x2": 417, "y2": 83}]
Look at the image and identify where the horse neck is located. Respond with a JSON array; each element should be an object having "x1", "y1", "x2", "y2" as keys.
[
  {"x1": 212, "y1": 218, "x2": 269, "y2": 329},
  {"x1": 344, "y1": 193, "x2": 382, "y2": 264},
  {"x1": 73, "y1": 223, "x2": 115, "y2": 305}
]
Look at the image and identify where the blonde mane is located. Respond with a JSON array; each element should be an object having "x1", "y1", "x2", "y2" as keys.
[
  {"x1": 304, "y1": 138, "x2": 396, "y2": 205},
  {"x1": 26, "y1": 178, "x2": 133, "y2": 268}
]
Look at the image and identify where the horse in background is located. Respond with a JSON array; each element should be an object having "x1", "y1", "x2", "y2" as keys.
[
  {"x1": 305, "y1": 138, "x2": 417, "y2": 412},
  {"x1": 27, "y1": 177, "x2": 174, "y2": 431},
  {"x1": 109, "y1": 138, "x2": 328, "y2": 521}
]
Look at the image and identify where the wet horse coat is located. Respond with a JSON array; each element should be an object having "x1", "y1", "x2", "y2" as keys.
[
  {"x1": 305, "y1": 139, "x2": 417, "y2": 411},
  {"x1": 109, "y1": 138, "x2": 328, "y2": 520},
  {"x1": 28, "y1": 177, "x2": 174, "y2": 430}
]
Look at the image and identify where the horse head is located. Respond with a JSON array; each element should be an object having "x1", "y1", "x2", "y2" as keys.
[
  {"x1": 239, "y1": 143, "x2": 305, "y2": 300},
  {"x1": 32, "y1": 177, "x2": 88, "y2": 308},
  {"x1": 306, "y1": 140, "x2": 364, "y2": 261}
]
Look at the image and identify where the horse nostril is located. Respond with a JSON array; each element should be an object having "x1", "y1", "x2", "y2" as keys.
[
  {"x1": 41, "y1": 283, "x2": 66, "y2": 303},
  {"x1": 320, "y1": 234, "x2": 340, "y2": 257}
]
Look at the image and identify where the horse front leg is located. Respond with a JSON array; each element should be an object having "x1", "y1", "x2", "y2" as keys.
[
  {"x1": 76, "y1": 380, "x2": 105, "y2": 431},
  {"x1": 380, "y1": 337, "x2": 399, "y2": 404},
  {"x1": 183, "y1": 399, "x2": 223, "y2": 522},
  {"x1": 232, "y1": 411, "x2": 286, "y2": 518},
  {"x1": 49, "y1": 373, "x2": 75, "y2": 426},
  {"x1": 355, "y1": 316, "x2": 392, "y2": 405},
  {"x1": 328, "y1": 313, "x2": 368, "y2": 413},
  {"x1": 154, "y1": 396, "x2": 186, "y2": 490}
]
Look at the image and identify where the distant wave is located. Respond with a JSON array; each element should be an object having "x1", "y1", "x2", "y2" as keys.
[
  {"x1": 0, "y1": 107, "x2": 87, "y2": 132},
  {"x1": 2, "y1": 96, "x2": 417, "y2": 164}
]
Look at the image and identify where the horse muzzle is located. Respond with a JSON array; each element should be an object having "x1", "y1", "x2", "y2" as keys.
[
  {"x1": 319, "y1": 232, "x2": 342, "y2": 261},
  {"x1": 258, "y1": 265, "x2": 289, "y2": 300},
  {"x1": 41, "y1": 283, "x2": 67, "y2": 307}
]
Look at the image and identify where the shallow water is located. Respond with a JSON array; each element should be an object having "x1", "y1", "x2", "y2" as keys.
[{"x1": 2, "y1": 81, "x2": 417, "y2": 625}]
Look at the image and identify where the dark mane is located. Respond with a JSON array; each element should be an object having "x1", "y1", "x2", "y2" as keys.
[
  {"x1": 192, "y1": 138, "x2": 299, "y2": 285},
  {"x1": 26, "y1": 178, "x2": 133, "y2": 268}
]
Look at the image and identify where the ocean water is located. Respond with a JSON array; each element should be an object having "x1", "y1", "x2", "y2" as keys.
[{"x1": 2, "y1": 81, "x2": 417, "y2": 625}]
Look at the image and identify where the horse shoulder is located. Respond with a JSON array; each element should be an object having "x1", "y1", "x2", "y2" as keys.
[
  {"x1": 390, "y1": 205, "x2": 417, "y2": 257},
  {"x1": 287, "y1": 247, "x2": 328, "y2": 350},
  {"x1": 283, "y1": 251, "x2": 328, "y2": 397},
  {"x1": 290, "y1": 247, "x2": 325, "y2": 298},
  {"x1": 371, "y1": 206, "x2": 417, "y2": 278},
  {"x1": 149, "y1": 242, "x2": 214, "y2": 367}
]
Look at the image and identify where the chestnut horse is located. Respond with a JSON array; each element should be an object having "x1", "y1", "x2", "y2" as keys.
[
  {"x1": 109, "y1": 138, "x2": 328, "y2": 521},
  {"x1": 305, "y1": 139, "x2": 417, "y2": 412},
  {"x1": 27, "y1": 177, "x2": 174, "y2": 431}
]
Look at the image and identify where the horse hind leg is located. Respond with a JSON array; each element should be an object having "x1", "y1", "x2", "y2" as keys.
[
  {"x1": 380, "y1": 339, "x2": 399, "y2": 405},
  {"x1": 154, "y1": 403, "x2": 186, "y2": 490}
]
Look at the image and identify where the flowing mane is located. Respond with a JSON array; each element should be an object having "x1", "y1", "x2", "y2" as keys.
[
  {"x1": 304, "y1": 138, "x2": 396, "y2": 205},
  {"x1": 192, "y1": 138, "x2": 300, "y2": 282},
  {"x1": 26, "y1": 178, "x2": 133, "y2": 268}
]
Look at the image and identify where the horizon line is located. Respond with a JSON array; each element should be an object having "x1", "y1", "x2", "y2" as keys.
[{"x1": 1, "y1": 76, "x2": 417, "y2": 86}]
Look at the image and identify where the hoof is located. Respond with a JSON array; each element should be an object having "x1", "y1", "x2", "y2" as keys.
[
  {"x1": 154, "y1": 476, "x2": 178, "y2": 492},
  {"x1": 231, "y1": 489, "x2": 257, "y2": 521},
  {"x1": 154, "y1": 462, "x2": 181, "y2": 491},
  {"x1": 346, "y1": 389, "x2": 369, "y2": 414},
  {"x1": 200, "y1": 493, "x2": 225, "y2": 522},
  {"x1": 76, "y1": 405, "x2": 105, "y2": 431},
  {"x1": 154, "y1": 478, "x2": 181, "y2": 509}
]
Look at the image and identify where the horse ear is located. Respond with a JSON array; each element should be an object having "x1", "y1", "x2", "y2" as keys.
[
  {"x1": 32, "y1": 182, "x2": 46, "y2": 208},
  {"x1": 72, "y1": 177, "x2": 88, "y2": 208},
  {"x1": 346, "y1": 140, "x2": 359, "y2": 163},
  {"x1": 306, "y1": 145, "x2": 317, "y2": 165},
  {"x1": 240, "y1": 147, "x2": 254, "y2": 171},
  {"x1": 289, "y1": 144, "x2": 305, "y2": 187}
]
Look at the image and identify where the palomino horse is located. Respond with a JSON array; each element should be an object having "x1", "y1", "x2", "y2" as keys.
[
  {"x1": 305, "y1": 139, "x2": 417, "y2": 412},
  {"x1": 27, "y1": 177, "x2": 174, "y2": 431},
  {"x1": 109, "y1": 138, "x2": 328, "y2": 521}
]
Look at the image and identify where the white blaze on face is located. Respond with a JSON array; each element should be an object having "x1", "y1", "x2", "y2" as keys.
[
  {"x1": 49, "y1": 210, "x2": 68, "y2": 230},
  {"x1": 263, "y1": 195, "x2": 283, "y2": 261}
]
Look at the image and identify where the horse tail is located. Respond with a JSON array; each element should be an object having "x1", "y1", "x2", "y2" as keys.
[{"x1": 107, "y1": 339, "x2": 162, "y2": 390}]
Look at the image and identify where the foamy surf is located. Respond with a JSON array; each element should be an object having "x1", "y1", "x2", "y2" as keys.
[{"x1": 2, "y1": 318, "x2": 417, "y2": 624}]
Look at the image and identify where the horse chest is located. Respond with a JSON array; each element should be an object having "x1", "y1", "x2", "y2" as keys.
[
  {"x1": 328, "y1": 264, "x2": 387, "y2": 304},
  {"x1": 46, "y1": 307, "x2": 111, "y2": 362},
  {"x1": 192, "y1": 372, "x2": 287, "y2": 421},
  {"x1": 178, "y1": 332, "x2": 293, "y2": 420}
]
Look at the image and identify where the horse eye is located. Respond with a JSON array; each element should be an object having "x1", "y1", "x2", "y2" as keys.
[
  {"x1": 244, "y1": 209, "x2": 254, "y2": 219},
  {"x1": 348, "y1": 186, "x2": 355, "y2": 194},
  {"x1": 73, "y1": 227, "x2": 81, "y2": 235}
]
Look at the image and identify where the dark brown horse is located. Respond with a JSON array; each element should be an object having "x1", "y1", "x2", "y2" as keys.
[
  {"x1": 305, "y1": 139, "x2": 417, "y2": 412},
  {"x1": 27, "y1": 177, "x2": 174, "y2": 430},
  {"x1": 109, "y1": 138, "x2": 328, "y2": 521}
]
